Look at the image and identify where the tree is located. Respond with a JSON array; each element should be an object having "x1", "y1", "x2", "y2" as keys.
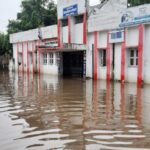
[
  {"x1": 7, "y1": 0, "x2": 57, "y2": 34},
  {"x1": 0, "y1": 33, "x2": 11, "y2": 55},
  {"x1": 128, "y1": 0, "x2": 150, "y2": 7},
  {"x1": 5, "y1": 0, "x2": 57, "y2": 56}
]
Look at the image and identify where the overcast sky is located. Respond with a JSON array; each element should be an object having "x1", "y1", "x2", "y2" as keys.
[{"x1": 0, "y1": 0, "x2": 99, "y2": 33}]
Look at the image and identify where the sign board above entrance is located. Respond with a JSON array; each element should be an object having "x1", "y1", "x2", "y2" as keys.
[
  {"x1": 63, "y1": 4, "x2": 78, "y2": 17},
  {"x1": 57, "y1": 0, "x2": 86, "y2": 19},
  {"x1": 62, "y1": 43, "x2": 86, "y2": 51},
  {"x1": 120, "y1": 4, "x2": 150, "y2": 27}
]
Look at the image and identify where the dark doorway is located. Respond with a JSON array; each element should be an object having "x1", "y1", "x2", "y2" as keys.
[{"x1": 63, "y1": 51, "x2": 84, "y2": 77}]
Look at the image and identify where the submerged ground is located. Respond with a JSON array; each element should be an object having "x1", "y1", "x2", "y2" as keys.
[{"x1": 0, "y1": 71, "x2": 150, "y2": 150}]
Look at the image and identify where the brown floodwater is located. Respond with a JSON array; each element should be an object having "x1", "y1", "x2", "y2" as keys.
[{"x1": 0, "y1": 71, "x2": 150, "y2": 150}]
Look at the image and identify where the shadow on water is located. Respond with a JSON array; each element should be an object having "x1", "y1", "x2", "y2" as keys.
[{"x1": 0, "y1": 71, "x2": 150, "y2": 150}]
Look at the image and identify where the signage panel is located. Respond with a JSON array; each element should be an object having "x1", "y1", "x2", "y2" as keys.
[
  {"x1": 63, "y1": 4, "x2": 78, "y2": 17},
  {"x1": 57, "y1": 0, "x2": 86, "y2": 19},
  {"x1": 120, "y1": 4, "x2": 150, "y2": 27},
  {"x1": 88, "y1": 0, "x2": 127, "y2": 32}
]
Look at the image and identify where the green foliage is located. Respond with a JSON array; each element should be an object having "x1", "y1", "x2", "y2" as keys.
[
  {"x1": 128, "y1": 0, "x2": 150, "y2": 7},
  {"x1": 4, "y1": 0, "x2": 57, "y2": 56},
  {"x1": 7, "y1": 0, "x2": 57, "y2": 34},
  {"x1": 0, "y1": 33, "x2": 11, "y2": 55}
]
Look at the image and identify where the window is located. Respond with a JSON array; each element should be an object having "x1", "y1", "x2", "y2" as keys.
[
  {"x1": 49, "y1": 53, "x2": 54, "y2": 65},
  {"x1": 75, "y1": 15, "x2": 83, "y2": 24},
  {"x1": 128, "y1": 48, "x2": 138, "y2": 67},
  {"x1": 18, "y1": 54, "x2": 22, "y2": 65},
  {"x1": 99, "y1": 49, "x2": 106, "y2": 67},
  {"x1": 62, "y1": 19, "x2": 68, "y2": 27},
  {"x1": 111, "y1": 31, "x2": 122, "y2": 40},
  {"x1": 56, "y1": 52, "x2": 60, "y2": 66},
  {"x1": 43, "y1": 53, "x2": 47, "y2": 65}
]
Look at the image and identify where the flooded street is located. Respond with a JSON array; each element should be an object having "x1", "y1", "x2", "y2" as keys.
[{"x1": 0, "y1": 71, "x2": 150, "y2": 150}]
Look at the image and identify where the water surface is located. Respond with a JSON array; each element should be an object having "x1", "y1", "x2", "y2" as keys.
[{"x1": 0, "y1": 71, "x2": 150, "y2": 150}]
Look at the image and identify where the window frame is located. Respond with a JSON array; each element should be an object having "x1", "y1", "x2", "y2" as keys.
[
  {"x1": 56, "y1": 52, "x2": 60, "y2": 66},
  {"x1": 49, "y1": 53, "x2": 54, "y2": 65},
  {"x1": 128, "y1": 47, "x2": 138, "y2": 67},
  {"x1": 99, "y1": 49, "x2": 107, "y2": 67},
  {"x1": 62, "y1": 19, "x2": 68, "y2": 27},
  {"x1": 75, "y1": 15, "x2": 84, "y2": 24},
  {"x1": 43, "y1": 53, "x2": 47, "y2": 65}
]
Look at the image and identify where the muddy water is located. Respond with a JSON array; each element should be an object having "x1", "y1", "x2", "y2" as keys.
[{"x1": 0, "y1": 72, "x2": 150, "y2": 150}]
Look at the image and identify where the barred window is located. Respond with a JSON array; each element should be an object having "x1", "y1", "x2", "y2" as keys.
[
  {"x1": 99, "y1": 49, "x2": 106, "y2": 67},
  {"x1": 43, "y1": 53, "x2": 47, "y2": 65},
  {"x1": 128, "y1": 48, "x2": 138, "y2": 67},
  {"x1": 56, "y1": 52, "x2": 60, "y2": 66},
  {"x1": 49, "y1": 53, "x2": 54, "y2": 65},
  {"x1": 75, "y1": 15, "x2": 83, "y2": 24},
  {"x1": 62, "y1": 19, "x2": 68, "y2": 27}
]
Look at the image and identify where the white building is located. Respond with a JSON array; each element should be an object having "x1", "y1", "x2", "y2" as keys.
[
  {"x1": 10, "y1": 0, "x2": 150, "y2": 85},
  {"x1": 10, "y1": 25, "x2": 59, "y2": 75}
]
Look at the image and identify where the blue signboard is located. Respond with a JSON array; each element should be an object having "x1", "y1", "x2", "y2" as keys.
[{"x1": 63, "y1": 4, "x2": 78, "y2": 17}]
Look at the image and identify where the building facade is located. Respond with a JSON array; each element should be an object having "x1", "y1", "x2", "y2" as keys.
[{"x1": 10, "y1": 0, "x2": 150, "y2": 85}]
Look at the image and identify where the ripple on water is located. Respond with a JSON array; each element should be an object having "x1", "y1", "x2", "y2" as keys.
[{"x1": 0, "y1": 73, "x2": 150, "y2": 150}]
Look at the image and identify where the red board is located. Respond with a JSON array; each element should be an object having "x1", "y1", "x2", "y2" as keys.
[
  {"x1": 137, "y1": 24, "x2": 144, "y2": 87},
  {"x1": 94, "y1": 31, "x2": 98, "y2": 80},
  {"x1": 106, "y1": 32, "x2": 111, "y2": 81}
]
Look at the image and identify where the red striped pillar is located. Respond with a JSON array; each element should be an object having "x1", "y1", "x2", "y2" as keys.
[
  {"x1": 83, "y1": 12, "x2": 87, "y2": 44},
  {"x1": 27, "y1": 42, "x2": 29, "y2": 74},
  {"x1": 17, "y1": 43, "x2": 19, "y2": 74},
  {"x1": 106, "y1": 32, "x2": 111, "y2": 81},
  {"x1": 68, "y1": 16, "x2": 71, "y2": 44},
  {"x1": 121, "y1": 30, "x2": 126, "y2": 82},
  {"x1": 32, "y1": 41, "x2": 35, "y2": 74},
  {"x1": 22, "y1": 42, "x2": 24, "y2": 73},
  {"x1": 38, "y1": 48, "x2": 40, "y2": 74},
  {"x1": 57, "y1": 19, "x2": 61, "y2": 48},
  {"x1": 94, "y1": 31, "x2": 98, "y2": 80},
  {"x1": 137, "y1": 24, "x2": 144, "y2": 87}
]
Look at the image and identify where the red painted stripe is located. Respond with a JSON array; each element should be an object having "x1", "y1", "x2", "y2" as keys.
[
  {"x1": 22, "y1": 42, "x2": 24, "y2": 73},
  {"x1": 120, "y1": 83, "x2": 125, "y2": 120},
  {"x1": 83, "y1": 12, "x2": 87, "y2": 44},
  {"x1": 57, "y1": 19, "x2": 61, "y2": 47},
  {"x1": 106, "y1": 32, "x2": 111, "y2": 81},
  {"x1": 17, "y1": 43, "x2": 19, "y2": 74},
  {"x1": 137, "y1": 24, "x2": 144, "y2": 87},
  {"x1": 121, "y1": 30, "x2": 126, "y2": 82},
  {"x1": 38, "y1": 48, "x2": 40, "y2": 74},
  {"x1": 27, "y1": 42, "x2": 29, "y2": 74},
  {"x1": 94, "y1": 31, "x2": 98, "y2": 80},
  {"x1": 68, "y1": 16, "x2": 71, "y2": 44},
  {"x1": 32, "y1": 41, "x2": 34, "y2": 74}
]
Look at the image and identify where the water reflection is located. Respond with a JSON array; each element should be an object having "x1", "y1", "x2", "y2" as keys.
[{"x1": 0, "y1": 71, "x2": 150, "y2": 150}]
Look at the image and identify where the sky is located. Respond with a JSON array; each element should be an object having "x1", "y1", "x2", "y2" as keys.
[{"x1": 0, "y1": 0, "x2": 99, "y2": 33}]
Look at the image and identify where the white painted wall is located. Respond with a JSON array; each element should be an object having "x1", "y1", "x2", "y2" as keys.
[
  {"x1": 62, "y1": 26, "x2": 68, "y2": 43},
  {"x1": 86, "y1": 33, "x2": 93, "y2": 78},
  {"x1": 114, "y1": 44, "x2": 122, "y2": 80},
  {"x1": 125, "y1": 26, "x2": 139, "y2": 83},
  {"x1": 40, "y1": 53, "x2": 59, "y2": 75},
  {"x1": 97, "y1": 31, "x2": 107, "y2": 80},
  {"x1": 143, "y1": 25, "x2": 150, "y2": 84},
  {"x1": 74, "y1": 23, "x2": 83, "y2": 44},
  {"x1": 10, "y1": 25, "x2": 57, "y2": 43}
]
